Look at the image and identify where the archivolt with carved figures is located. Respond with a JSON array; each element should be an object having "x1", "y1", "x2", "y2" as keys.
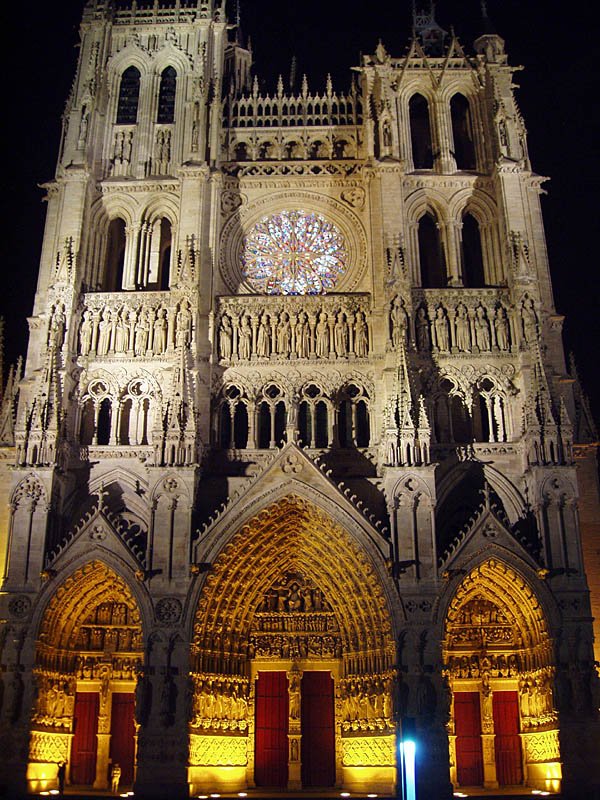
[
  {"x1": 33, "y1": 561, "x2": 144, "y2": 732},
  {"x1": 192, "y1": 495, "x2": 395, "y2": 678}
]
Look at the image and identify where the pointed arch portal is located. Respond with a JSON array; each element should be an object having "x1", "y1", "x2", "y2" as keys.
[
  {"x1": 29, "y1": 562, "x2": 143, "y2": 793},
  {"x1": 190, "y1": 495, "x2": 396, "y2": 794},
  {"x1": 443, "y1": 559, "x2": 560, "y2": 792}
]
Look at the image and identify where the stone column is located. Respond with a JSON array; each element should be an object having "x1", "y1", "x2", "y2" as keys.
[{"x1": 287, "y1": 669, "x2": 302, "y2": 789}]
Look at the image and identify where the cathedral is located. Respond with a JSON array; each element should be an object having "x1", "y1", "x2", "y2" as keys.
[{"x1": 1, "y1": 0, "x2": 599, "y2": 798}]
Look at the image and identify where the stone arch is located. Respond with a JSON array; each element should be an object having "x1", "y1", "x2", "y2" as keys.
[
  {"x1": 193, "y1": 495, "x2": 395, "y2": 676},
  {"x1": 29, "y1": 560, "x2": 145, "y2": 791},
  {"x1": 441, "y1": 558, "x2": 558, "y2": 790}
]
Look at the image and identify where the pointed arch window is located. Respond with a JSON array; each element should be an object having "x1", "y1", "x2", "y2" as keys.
[
  {"x1": 409, "y1": 93, "x2": 434, "y2": 169},
  {"x1": 451, "y1": 93, "x2": 476, "y2": 170},
  {"x1": 157, "y1": 66, "x2": 177, "y2": 124},
  {"x1": 418, "y1": 212, "x2": 446, "y2": 288},
  {"x1": 461, "y1": 213, "x2": 486, "y2": 287},
  {"x1": 104, "y1": 218, "x2": 126, "y2": 291},
  {"x1": 116, "y1": 66, "x2": 141, "y2": 125}
]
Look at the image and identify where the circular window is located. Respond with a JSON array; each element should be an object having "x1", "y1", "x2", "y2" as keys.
[{"x1": 242, "y1": 210, "x2": 347, "y2": 295}]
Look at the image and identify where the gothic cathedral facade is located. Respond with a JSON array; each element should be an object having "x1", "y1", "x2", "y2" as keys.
[{"x1": 0, "y1": 1, "x2": 599, "y2": 798}]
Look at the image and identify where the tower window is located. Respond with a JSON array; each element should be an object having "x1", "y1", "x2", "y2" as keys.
[
  {"x1": 104, "y1": 218, "x2": 126, "y2": 291},
  {"x1": 157, "y1": 67, "x2": 177, "y2": 124},
  {"x1": 409, "y1": 94, "x2": 433, "y2": 169},
  {"x1": 116, "y1": 66, "x2": 141, "y2": 125},
  {"x1": 451, "y1": 94, "x2": 476, "y2": 170},
  {"x1": 418, "y1": 212, "x2": 446, "y2": 288},
  {"x1": 461, "y1": 213, "x2": 486, "y2": 287}
]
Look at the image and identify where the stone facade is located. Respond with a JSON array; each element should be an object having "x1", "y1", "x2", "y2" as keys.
[{"x1": 0, "y1": 2, "x2": 598, "y2": 799}]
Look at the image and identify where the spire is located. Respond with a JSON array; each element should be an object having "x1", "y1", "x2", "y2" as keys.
[
  {"x1": 289, "y1": 55, "x2": 297, "y2": 92},
  {"x1": 473, "y1": 0, "x2": 506, "y2": 62},
  {"x1": 412, "y1": 1, "x2": 447, "y2": 55}
]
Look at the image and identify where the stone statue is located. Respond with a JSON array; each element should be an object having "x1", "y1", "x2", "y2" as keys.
[
  {"x1": 239, "y1": 314, "x2": 252, "y2": 360},
  {"x1": 474, "y1": 306, "x2": 491, "y2": 351},
  {"x1": 295, "y1": 312, "x2": 310, "y2": 358},
  {"x1": 153, "y1": 309, "x2": 168, "y2": 354},
  {"x1": 334, "y1": 312, "x2": 347, "y2": 357},
  {"x1": 434, "y1": 307, "x2": 450, "y2": 351},
  {"x1": 219, "y1": 314, "x2": 233, "y2": 360},
  {"x1": 354, "y1": 311, "x2": 368, "y2": 357},
  {"x1": 494, "y1": 306, "x2": 510, "y2": 351},
  {"x1": 256, "y1": 313, "x2": 270, "y2": 358},
  {"x1": 455, "y1": 303, "x2": 471, "y2": 352},
  {"x1": 79, "y1": 310, "x2": 93, "y2": 355},
  {"x1": 316, "y1": 312, "x2": 329, "y2": 358},
  {"x1": 416, "y1": 307, "x2": 430, "y2": 351},
  {"x1": 521, "y1": 296, "x2": 539, "y2": 343},
  {"x1": 391, "y1": 296, "x2": 409, "y2": 348},
  {"x1": 277, "y1": 312, "x2": 292, "y2": 356}
]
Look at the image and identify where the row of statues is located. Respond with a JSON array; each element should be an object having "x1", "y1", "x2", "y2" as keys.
[
  {"x1": 254, "y1": 613, "x2": 338, "y2": 633},
  {"x1": 256, "y1": 576, "x2": 332, "y2": 614},
  {"x1": 390, "y1": 294, "x2": 539, "y2": 353},
  {"x1": 339, "y1": 675, "x2": 394, "y2": 730},
  {"x1": 32, "y1": 675, "x2": 75, "y2": 729},
  {"x1": 519, "y1": 670, "x2": 556, "y2": 726},
  {"x1": 190, "y1": 676, "x2": 249, "y2": 730},
  {"x1": 74, "y1": 625, "x2": 141, "y2": 653},
  {"x1": 445, "y1": 652, "x2": 521, "y2": 679},
  {"x1": 249, "y1": 633, "x2": 342, "y2": 660},
  {"x1": 218, "y1": 308, "x2": 370, "y2": 361},
  {"x1": 79, "y1": 300, "x2": 193, "y2": 356}
]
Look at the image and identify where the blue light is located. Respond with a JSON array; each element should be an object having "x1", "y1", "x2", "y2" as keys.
[{"x1": 400, "y1": 739, "x2": 416, "y2": 800}]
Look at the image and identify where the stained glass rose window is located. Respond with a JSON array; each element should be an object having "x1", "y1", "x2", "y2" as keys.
[{"x1": 242, "y1": 210, "x2": 347, "y2": 295}]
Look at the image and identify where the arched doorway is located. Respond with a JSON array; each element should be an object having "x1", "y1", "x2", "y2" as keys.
[
  {"x1": 29, "y1": 562, "x2": 143, "y2": 792},
  {"x1": 443, "y1": 559, "x2": 560, "y2": 792},
  {"x1": 190, "y1": 495, "x2": 396, "y2": 795}
]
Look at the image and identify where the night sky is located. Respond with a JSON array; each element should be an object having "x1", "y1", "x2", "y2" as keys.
[{"x1": 1, "y1": 0, "x2": 599, "y2": 421}]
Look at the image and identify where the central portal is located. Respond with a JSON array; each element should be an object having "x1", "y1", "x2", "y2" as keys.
[{"x1": 254, "y1": 670, "x2": 335, "y2": 790}]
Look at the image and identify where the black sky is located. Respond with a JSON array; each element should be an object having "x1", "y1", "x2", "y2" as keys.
[{"x1": 1, "y1": 0, "x2": 599, "y2": 421}]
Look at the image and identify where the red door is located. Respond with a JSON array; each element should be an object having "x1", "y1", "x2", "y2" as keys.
[
  {"x1": 254, "y1": 671, "x2": 289, "y2": 787},
  {"x1": 493, "y1": 691, "x2": 523, "y2": 786},
  {"x1": 71, "y1": 692, "x2": 99, "y2": 786},
  {"x1": 301, "y1": 671, "x2": 335, "y2": 787},
  {"x1": 109, "y1": 693, "x2": 136, "y2": 785},
  {"x1": 454, "y1": 691, "x2": 483, "y2": 786}
]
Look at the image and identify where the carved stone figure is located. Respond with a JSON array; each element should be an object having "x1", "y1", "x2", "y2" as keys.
[
  {"x1": 354, "y1": 311, "x2": 368, "y2": 357},
  {"x1": 316, "y1": 312, "x2": 329, "y2": 358},
  {"x1": 434, "y1": 307, "x2": 449, "y2": 351},
  {"x1": 79, "y1": 310, "x2": 93, "y2": 355},
  {"x1": 219, "y1": 314, "x2": 233, "y2": 360},
  {"x1": 416, "y1": 307, "x2": 430, "y2": 351},
  {"x1": 494, "y1": 306, "x2": 510, "y2": 351},
  {"x1": 257, "y1": 313, "x2": 270, "y2": 357},
  {"x1": 474, "y1": 306, "x2": 491, "y2": 351},
  {"x1": 277, "y1": 312, "x2": 292, "y2": 356},
  {"x1": 521, "y1": 296, "x2": 539, "y2": 343},
  {"x1": 239, "y1": 314, "x2": 252, "y2": 360},
  {"x1": 295, "y1": 312, "x2": 310, "y2": 358},
  {"x1": 153, "y1": 309, "x2": 168, "y2": 354},
  {"x1": 334, "y1": 312, "x2": 347, "y2": 357},
  {"x1": 391, "y1": 295, "x2": 409, "y2": 348},
  {"x1": 455, "y1": 303, "x2": 471, "y2": 352}
]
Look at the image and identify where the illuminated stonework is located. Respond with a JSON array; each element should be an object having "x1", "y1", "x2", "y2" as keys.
[
  {"x1": 342, "y1": 735, "x2": 395, "y2": 766},
  {"x1": 242, "y1": 210, "x2": 347, "y2": 294},
  {"x1": 189, "y1": 735, "x2": 248, "y2": 766}
]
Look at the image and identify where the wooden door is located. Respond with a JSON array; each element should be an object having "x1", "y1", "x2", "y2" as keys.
[
  {"x1": 254, "y1": 671, "x2": 288, "y2": 787},
  {"x1": 71, "y1": 692, "x2": 99, "y2": 786},
  {"x1": 301, "y1": 671, "x2": 335, "y2": 787},
  {"x1": 454, "y1": 691, "x2": 483, "y2": 786},
  {"x1": 493, "y1": 691, "x2": 523, "y2": 786},
  {"x1": 109, "y1": 693, "x2": 136, "y2": 785}
]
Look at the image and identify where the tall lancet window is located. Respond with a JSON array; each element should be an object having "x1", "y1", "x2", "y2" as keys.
[
  {"x1": 116, "y1": 66, "x2": 141, "y2": 124},
  {"x1": 451, "y1": 93, "x2": 476, "y2": 170},
  {"x1": 418, "y1": 212, "x2": 446, "y2": 288},
  {"x1": 409, "y1": 93, "x2": 434, "y2": 169},
  {"x1": 157, "y1": 67, "x2": 177, "y2": 124}
]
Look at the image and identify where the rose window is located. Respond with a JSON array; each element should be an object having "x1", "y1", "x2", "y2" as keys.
[{"x1": 242, "y1": 210, "x2": 347, "y2": 294}]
